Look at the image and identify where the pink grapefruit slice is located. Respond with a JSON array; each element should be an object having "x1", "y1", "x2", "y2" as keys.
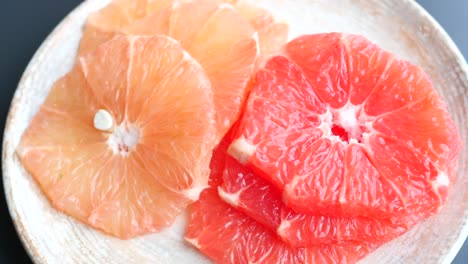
[
  {"x1": 17, "y1": 35, "x2": 216, "y2": 238},
  {"x1": 78, "y1": 0, "x2": 289, "y2": 139}
]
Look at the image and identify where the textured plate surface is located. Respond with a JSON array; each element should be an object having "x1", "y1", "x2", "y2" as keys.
[{"x1": 3, "y1": 0, "x2": 467, "y2": 263}]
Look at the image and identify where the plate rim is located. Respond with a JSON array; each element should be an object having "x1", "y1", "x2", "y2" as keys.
[
  {"x1": 2, "y1": 1, "x2": 96, "y2": 262},
  {"x1": 3, "y1": 0, "x2": 468, "y2": 263},
  {"x1": 407, "y1": 0, "x2": 468, "y2": 262}
]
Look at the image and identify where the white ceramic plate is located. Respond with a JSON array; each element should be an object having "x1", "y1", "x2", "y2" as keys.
[{"x1": 3, "y1": 0, "x2": 467, "y2": 263}]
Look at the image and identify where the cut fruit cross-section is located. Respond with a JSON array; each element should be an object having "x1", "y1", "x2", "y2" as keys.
[
  {"x1": 78, "y1": 0, "x2": 288, "y2": 140},
  {"x1": 78, "y1": 0, "x2": 174, "y2": 56},
  {"x1": 231, "y1": 0, "x2": 289, "y2": 57},
  {"x1": 228, "y1": 33, "x2": 462, "y2": 220},
  {"x1": 220, "y1": 154, "x2": 412, "y2": 248},
  {"x1": 17, "y1": 35, "x2": 216, "y2": 238},
  {"x1": 186, "y1": 188, "x2": 378, "y2": 264}
]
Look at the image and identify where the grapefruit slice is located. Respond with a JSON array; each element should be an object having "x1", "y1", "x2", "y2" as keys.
[
  {"x1": 228, "y1": 33, "x2": 462, "y2": 219},
  {"x1": 169, "y1": 1, "x2": 257, "y2": 139},
  {"x1": 78, "y1": 0, "x2": 288, "y2": 139},
  {"x1": 78, "y1": 0, "x2": 173, "y2": 56},
  {"x1": 17, "y1": 35, "x2": 216, "y2": 238},
  {"x1": 79, "y1": 0, "x2": 286, "y2": 58},
  {"x1": 186, "y1": 188, "x2": 377, "y2": 264},
  {"x1": 231, "y1": 0, "x2": 288, "y2": 56},
  {"x1": 219, "y1": 155, "x2": 411, "y2": 247}
]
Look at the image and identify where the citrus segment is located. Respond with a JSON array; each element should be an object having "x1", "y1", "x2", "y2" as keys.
[
  {"x1": 233, "y1": 0, "x2": 274, "y2": 30},
  {"x1": 78, "y1": 0, "x2": 172, "y2": 56},
  {"x1": 79, "y1": 39, "x2": 131, "y2": 124},
  {"x1": 186, "y1": 188, "x2": 377, "y2": 264},
  {"x1": 339, "y1": 144, "x2": 404, "y2": 217},
  {"x1": 17, "y1": 35, "x2": 216, "y2": 238},
  {"x1": 367, "y1": 134, "x2": 442, "y2": 215},
  {"x1": 19, "y1": 144, "x2": 110, "y2": 221},
  {"x1": 121, "y1": 8, "x2": 171, "y2": 36},
  {"x1": 17, "y1": 108, "x2": 104, "y2": 150},
  {"x1": 168, "y1": 0, "x2": 219, "y2": 48},
  {"x1": 345, "y1": 34, "x2": 395, "y2": 105},
  {"x1": 87, "y1": 154, "x2": 191, "y2": 238},
  {"x1": 41, "y1": 63, "x2": 102, "y2": 125},
  {"x1": 284, "y1": 33, "x2": 349, "y2": 108},
  {"x1": 247, "y1": 56, "x2": 326, "y2": 112},
  {"x1": 180, "y1": 3, "x2": 257, "y2": 138},
  {"x1": 221, "y1": 142, "x2": 409, "y2": 247},
  {"x1": 121, "y1": 36, "x2": 187, "y2": 122},
  {"x1": 372, "y1": 92, "x2": 462, "y2": 178},
  {"x1": 229, "y1": 33, "x2": 461, "y2": 220},
  {"x1": 257, "y1": 22, "x2": 289, "y2": 56},
  {"x1": 146, "y1": 0, "x2": 174, "y2": 13},
  {"x1": 232, "y1": 0, "x2": 288, "y2": 56},
  {"x1": 363, "y1": 59, "x2": 434, "y2": 116},
  {"x1": 228, "y1": 55, "x2": 325, "y2": 186},
  {"x1": 283, "y1": 140, "x2": 346, "y2": 214}
]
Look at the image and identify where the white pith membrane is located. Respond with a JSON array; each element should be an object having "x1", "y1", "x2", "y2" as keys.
[
  {"x1": 432, "y1": 171, "x2": 450, "y2": 207},
  {"x1": 108, "y1": 122, "x2": 141, "y2": 156},
  {"x1": 218, "y1": 186, "x2": 241, "y2": 206},
  {"x1": 185, "y1": 236, "x2": 201, "y2": 249},
  {"x1": 94, "y1": 110, "x2": 141, "y2": 156},
  {"x1": 434, "y1": 171, "x2": 449, "y2": 188},
  {"x1": 183, "y1": 185, "x2": 209, "y2": 201},
  {"x1": 276, "y1": 219, "x2": 291, "y2": 238},
  {"x1": 228, "y1": 135, "x2": 256, "y2": 164},
  {"x1": 320, "y1": 103, "x2": 374, "y2": 145}
]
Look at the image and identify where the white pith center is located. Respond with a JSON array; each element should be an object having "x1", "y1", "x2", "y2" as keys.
[
  {"x1": 335, "y1": 105, "x2": 360, "y2": 140},
  {"x1": 93, "y1": 110, "x2": 140, "y2": 156},
  {"x1": 321, "y1": 103, "x2": 374, "y2": 144},
  {"x1": 107, "y1": 123, "x2": 140, "y2": 155}
]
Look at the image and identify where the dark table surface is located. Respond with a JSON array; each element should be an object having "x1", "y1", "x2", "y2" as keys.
[{"x1": 0, "y1": 0, "x2": 466, "y2": 263}]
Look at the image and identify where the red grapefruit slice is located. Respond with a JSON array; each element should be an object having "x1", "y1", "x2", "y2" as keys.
[
  {"x1": 186, "y1": 188, "x2": 377, "y2": 264},
  {"x1": 219, "y1": 155, "x2": 411, "y2": 247},
  {"x1": 228, "y1": 33, "x2": 462, "y2": 219}
]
